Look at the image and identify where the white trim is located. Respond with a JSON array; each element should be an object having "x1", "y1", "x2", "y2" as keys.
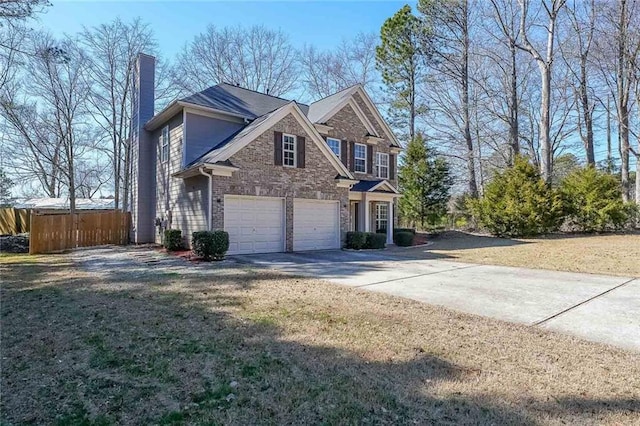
[
  {"x1": 145, "y1": 100, "x2": 250, "y2": 131},
  {"x1": 199, "y1": 102, "x2": 354, "y2": 179},
  {"x1": 369, "y1": 180, "x2": 399, "y2": 194},
  {"x1": 160, "y1": 125, "x2": 169, "y2": 163},
  {"x1": 282, "y1": 133, "x2": 297, "y2": 168},
  {"x1": 376, "y1": 152, "x2": 389, "y2": 179},
  {"x1": 314, "y1": 123, "x2": 333, "y2": 134},
  {"x1": 336, "y1": 178, "x2": 359, "y2": 188},
  {"x1": 326, "y1": 137, "x2": 341, "y2": 158},
  {"x1": 182, "y1": 109, "x2": 187, "y2": 167},
  {"x1": 172, "y1": 162, "x2": 239, "y2": 178},
  {"x1": 354, "y1": 143, "x2": 367, "y2": 173},
  {"x1": 184, "y1": 107, "x2": 246, "y2": 124}
]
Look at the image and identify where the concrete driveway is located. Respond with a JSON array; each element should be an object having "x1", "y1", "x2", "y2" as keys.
[{"x1": 235, "y1": 250, "x2": 640, "y2": 352}]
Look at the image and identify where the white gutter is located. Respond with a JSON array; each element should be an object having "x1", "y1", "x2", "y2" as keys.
[{"x1": 197, "y1": 166, "x2": 213, "y2": 231}]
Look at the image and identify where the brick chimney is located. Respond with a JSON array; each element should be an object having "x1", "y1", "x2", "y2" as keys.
[{"x1": 130, "y1": 53, "x2": 156, "y2": 243}]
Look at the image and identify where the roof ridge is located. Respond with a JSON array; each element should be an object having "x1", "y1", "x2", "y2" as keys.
[
  {"x1": 310, "y1": 83, "x2": 361, "y2": 105},
  {"x1": 218, "y1": 82, "x2": 309, "y2": 106}
]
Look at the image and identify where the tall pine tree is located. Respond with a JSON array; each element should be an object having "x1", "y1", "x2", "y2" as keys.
[
  {"x1": 376, "y1": 5, "x2": 430, "y2": 142},
  {"x1": 398, "y1": 134, "x2": 453, "y2": 228}
]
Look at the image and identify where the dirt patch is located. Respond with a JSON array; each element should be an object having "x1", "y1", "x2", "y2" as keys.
[
  {"x1": 1, "y1": 249, "x2": 639, "y2": 425},
  {"x1": 424, "y1": 231, "x2": 640, "y2": 277}
]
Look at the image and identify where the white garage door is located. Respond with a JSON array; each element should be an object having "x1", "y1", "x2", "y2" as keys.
[
  {"x1": 224, "y1": 196, "x2": 285, "y2": 255},
  {"x1": 293, "y1": 199, "x2": 340, "y2": 251}
]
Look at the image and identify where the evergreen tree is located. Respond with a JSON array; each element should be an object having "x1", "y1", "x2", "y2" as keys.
[
  {"x1": 0, "y1": 168, "x2": 14, "y2": 207},
  {"x1": 376, "y1": 4, "x2": 430, "y2": 142},
  {"x1": 398, "y1": 134, "x2": 453, "y2": 228}
]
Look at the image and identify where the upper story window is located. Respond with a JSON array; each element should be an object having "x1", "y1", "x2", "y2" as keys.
[
  {"x1": 376, "y1": 152, "x2": 389, "y2": 179},
  {"x1": 354, "y1": 143, "x2": 366, "y2": 173},
  {"x1": 160, "y1": 126, "x2": 169, "y2": 163},
  {"x1": 326, "y1": 137, "x2": 340, "y2": 157},
  {"x1": 283, "y1": 134, "x2": 296, "y2": 167}
]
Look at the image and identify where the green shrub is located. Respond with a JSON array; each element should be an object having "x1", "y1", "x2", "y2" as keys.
[
  {"x1": 192, "y1": 230, "x2": 230, "y2": 260},
  {"x1": 560, "y1": 167, "x2": 632, "y2": 232},
  {"x1": 163, "y1": 229, "x2": 183, "y2": 251},
  {"x1": 468, "y1": 157, "x2": 565, "y2": 237},
  {"x1": 395, "y1": 231, "x2": 414, "y2": 247},
  {"x1": 366, "y1": 232, "x2": 387, "y2": 249},
  {"x1": 394, "y1": 227, "x2": 416, "y2": 235},
  {"x1": 345, "y1": 231, "x2": 386, "y2": 249},
  {"x1": 346, "y1": 232, "x2": 367, "y2": 249}
]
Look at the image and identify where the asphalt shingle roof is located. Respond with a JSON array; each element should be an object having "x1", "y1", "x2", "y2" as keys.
[
  {"x1": 181, "y1": 83, "x2": 309, "y2": 118},
  {"x1": 306, "y1": 85, "x2": 355, "y2": 123},
  {"x1": 350, "y1": 179, "x2": 384, "y2": 192}
]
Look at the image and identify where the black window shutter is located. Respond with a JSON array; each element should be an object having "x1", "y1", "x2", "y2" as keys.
[
  {"x1": 297, "y1": 136, "x2": 305, "y2": 168},
  {"x1": 390, "y1": 154, "x2": 396, "y2": 180},
  {"x1": 274, "y1": 131, "x2": 283, "y2": 166},
  {"x1": 341, "y1": 140, "x2": 348, "y2": 166},
  {"x1": 367, "y1": 145, "x2": 373, "y2": 174},
  {"x1": 349, "y1": 141, "x2": 355, "y2": 172}
]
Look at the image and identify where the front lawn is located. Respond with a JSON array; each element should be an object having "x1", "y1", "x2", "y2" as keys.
[
  {"x1": 421, "y1": 231, "x2": 640, "y2": 277},
  {"x1": 1, "y1": 251, "x2": 638, "y2": 424}
]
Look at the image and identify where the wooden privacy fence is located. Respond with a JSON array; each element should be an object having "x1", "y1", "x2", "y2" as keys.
[
  {"x1": 0, "y1": 208, "x2": 30, "y2": 235},
  {"x1": 29, "y1": 210, "x2": 130, "y2": 254}
]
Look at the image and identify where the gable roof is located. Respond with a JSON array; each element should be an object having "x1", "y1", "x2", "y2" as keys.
[
  {"x1": 181, "y1": 83, "x2": 309, "y2": 119},
  {"x1": 307, "y1": 85, "x2": 355, "y2": 123},
  {"x1": 182, "y1": 102, "x2": 354, "y2": 179},
  {"x1": 350, "y1": 179, "x2": 399, "y2": 193},
  {"x1": 308, "y1": 84, "x2": 401, "y2": 147}
]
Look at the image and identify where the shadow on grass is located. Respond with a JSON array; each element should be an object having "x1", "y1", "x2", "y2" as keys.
[{"x1": 1, "y1": 254, "x2": 636, "y2": 425}]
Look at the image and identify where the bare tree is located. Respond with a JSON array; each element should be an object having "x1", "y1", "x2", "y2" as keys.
[
  {"x1": 558, "y1": 0, "x2": 597, "y2": 165},
  {"x1": 0, "y1": 0, "x2": 48, "y2": 20},
  {"x1": 172, "y1": 25, "x2": 298, "y2": 97},
  {"x1": 487, "y1": 0, "x2": 522, "y2": 163},
  {"x1": 1, "y1": 90, "x2": 64, "y2": 197},
  {"x1": 517, "y1": 0, "x2": 567, "y2": 183},
  {"x1": 300, "y1": 32, "x2": 379, "y2": 101},
  {"x1": 79, "y1": 18, "x2": 156, "y2": 210},
  {"x1": 418, "y1": 0, "x2": 479, "y2": 197}
]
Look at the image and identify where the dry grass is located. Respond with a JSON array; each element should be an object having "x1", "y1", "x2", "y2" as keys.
[
  {"x1": 1, "y1": 251, "x2": 639, "y2": 425},
  {"x1": 422, "y1": 231, "x2": 640, "y2": 277}
]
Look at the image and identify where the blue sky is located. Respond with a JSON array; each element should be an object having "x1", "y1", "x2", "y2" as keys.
[{"x1": 36, "y1": 1, "x2": 408, "y2": 58}]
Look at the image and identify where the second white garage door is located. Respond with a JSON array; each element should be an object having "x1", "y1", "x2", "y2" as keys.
[
  {"x1": 224, "y1": 196, "x2": 285, "y2": 255},
  {"x1": 293, "y1": 199, "x2": 340, "y2": 251}
]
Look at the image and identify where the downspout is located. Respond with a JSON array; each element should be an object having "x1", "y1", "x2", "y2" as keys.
[{"x1": 197, "y1": 167, "x2": 213, "y2": 230}]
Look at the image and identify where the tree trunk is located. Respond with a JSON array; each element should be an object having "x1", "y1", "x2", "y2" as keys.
[
  {"x1": 580, "y1": 58, "x2": 594, "y2": 165},
  {"x1": 462, "y1": 0, "x2": 478, "y2": 197},
  {"x1": 539, "y1": 61, "x2": 552, "y2": 183},
  {"x1": 509, "y1": 41, "x2": 519, "y2": 162},
  {"x1": 617, "y1": 0, "x2": 630, "y2": 202},
  {"x1": 618, "y1": 102, "x2": 630, "y2": 202}
]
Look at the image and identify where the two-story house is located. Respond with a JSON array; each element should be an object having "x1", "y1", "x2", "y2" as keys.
[{"x1": 130, "y1": 53, "x2": 401, "y2": 255}]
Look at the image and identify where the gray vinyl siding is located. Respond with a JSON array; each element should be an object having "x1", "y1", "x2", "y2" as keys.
[
  {"x1": 154, "y1": 112, "x2": 208, "y2": 247},
  {"x1": 183, "y1": 112, "x2": 244, "y2": 166},
  {"x1": 171, "y1": 175, "x2": 208, "y2": 247}
]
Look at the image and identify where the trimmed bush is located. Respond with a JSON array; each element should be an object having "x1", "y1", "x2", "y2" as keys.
[
  {"x1": 346, "y1": 231, "x2": 367, "y2": 250},
  {"x1": 345, "y1": 231, "x2": 387, "y2": 249},
  {"x1": 192, "y1": 230, "x2": 230, "y2": 260},
  {"x1": 394, "y1": 227, "x2": 416, "y2": 235},
  {"x1": 395, "y1": 231, "x2": 414, "y2": 247},
  {"x1": 468, "y1": 157, "x2": 565, "y2": 237},
  {"x1": 163, "y1": 229, "x2": 183, "y2": 251},
  {"x1": 366, "y1": 232, "x2": 387, "y2": 249},
  {"x1": 560, "y1": 167, "x2": 632, "y2": 232}
]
